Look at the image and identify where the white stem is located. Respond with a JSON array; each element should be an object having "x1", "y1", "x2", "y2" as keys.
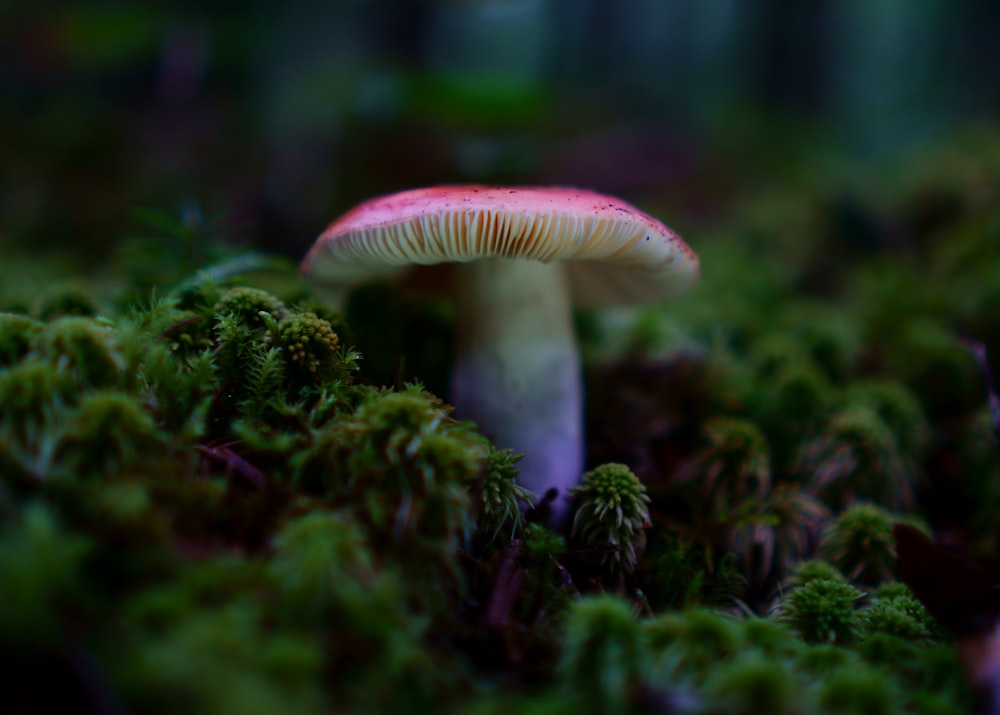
[{"x1": 451, "y1": 259, "x2": 582, "y2": 526}]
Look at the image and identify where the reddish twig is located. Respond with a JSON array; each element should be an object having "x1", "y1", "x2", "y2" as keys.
[
  {"x1": 962, "y1": 338, "x2": 1000, "y2": 448},
  {"x1": 484, "y1": 539, "x2": 525, "y2": 628},
  {"x1": 195, "y1": 441, "x2": 266, "y2": 488},
  {"x1": 157, "y1": 314, "x2": 202, "y2": 340}
]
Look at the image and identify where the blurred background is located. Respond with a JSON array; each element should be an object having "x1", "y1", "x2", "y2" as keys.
[{"x1": 2, "y1": 0, "x2": 999, "y2": 263}]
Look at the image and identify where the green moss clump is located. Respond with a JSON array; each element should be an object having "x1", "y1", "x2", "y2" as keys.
[
  {"x1": 0, "y1": 503, "x2": 92, "y2": 646},
  {"x1": 817, "y1": 503, "x2": 902, "y2": 584},
  {"x1": 270, "y1": 511, "x2": 375, "y2": 617},
  {"x1": 799, "y1": 406, "x2": 917, "y2": 511},
  {"x1": 297, "y1": 385, "x2": 487, "y2": 603},
  {"x1": 785, "y1": 559, "x2": 847, "y2": 588},
  {"x1": 0, "y1": 313, "x2": 42, "y2": 366},
  {"x1": 676, "y1": 416, "x2": 771, "y2": 509},
  {"x1": 862, "y1": 586, "x2": 948, "y2": 643},
  {"x1": 779, "y1": 578, "x2": 865, "y2": 645},
  {"x1": 59, "y1": 390, "x2": 166, "y2": 475},
  {"x1": 32, "y1": 284, "x2": 99, "y2": 320},
  {"x1": 0, "y1": 358, "x2": 73, "y2": 427},
  {"x1": 703, "y1": 654, "x2": 796, "y2": 715},
  {"x1": 843, "y1": 379, "x2": 929, "y2": 458},
  {"x1": 724, "y1": 485, "x2": 829, "y2": 580},
  {"x1": 214, "y1": 286, "x2": 288, "y2": 326},
  {"x1": 571, "y1": 463, "x2": 651, "y2": 574},
  {"x1": 478, "y1": 447, "x2": 535, "y2": 543},
  {"x1": 6, "y1": 127, "x2": 1000, "y2": 710},
  {"x1": 34, "y1": 316, "x2": 125, "y2": 389},
  {"x1": 644, "y1": 608, "x2": 742, "y2": 680},
  {"x1": 123, "y1": 602, "x2": 326, "y2": 715},
  {"x1": 559, "y1": 595, "x2": 646, "y2": 715},
  {"x1": 817, "y1": 666, "x2": 900, "y2": 715},
  {"x1": 275, "y1": 312, "x2": 341, "y2": 381}
]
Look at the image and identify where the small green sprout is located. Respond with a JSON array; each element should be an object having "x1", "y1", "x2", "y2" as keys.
[
  {"x1": 571, "y1": 463, "x2": 651, "y2": 573},
  {"x1": 479, "y1": 447, "x2": 535, "y2": 542}
]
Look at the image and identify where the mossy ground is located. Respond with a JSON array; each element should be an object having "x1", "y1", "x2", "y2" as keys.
[{"x1": 2, "y1": 128, "x2": 1000, "y2": 714}]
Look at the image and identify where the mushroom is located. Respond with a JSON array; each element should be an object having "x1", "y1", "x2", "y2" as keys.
[{"x1": 302, "y1": 186, "x2": 698, "y2": 525}]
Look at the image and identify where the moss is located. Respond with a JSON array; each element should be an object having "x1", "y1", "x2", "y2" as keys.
[
  {"x1": 478, "y1": 447, "x2": 535, "y2": 543},
  {"x1": 121, "y1": 602, "x2": 326, "y2": 715},
  {"x1": 786, "y1": 559, "x2": 847, "y2": 588},
  {"x1": 0, "y1": 312, "x2": 43, "y2": 366},
  {"x1": 817, "y1": 503, "x2": 900, "y2": 584},
  {"x1": 738, "y1": 618, "x2": 802, "y2": 660},
  {"x1": 796, "y1": 643, "x2": 859, "y2": 677},
  {"x1": 0, "y1": 503, "x2": 92, "y2": 646},
  {"x1": 750, "y1": 359, "x2": 835, "y2": 465},
  {"x1": 724, "y1": 485, "x2": 829, "y2": 581},
  {"x1": 817, "y1": 665, "x2": 901, "y2": 715},
  {"x1": 32, "y1": 283, "x2": 100, "y2": 320},
  {"x1": 559, "y1": 595, "x2": 646, "y2": 715},
  {"x1": 798, "y1": 406, "x2": 917, "y2": 511},
  {"x1": 887, "y1": 319, "x2": 982, "y2": 418},
  {"x1": 0, "y1": 358, "x2": 74, "y2": 428},
  {"x1": 58, "y1": 389, "x2": 166, "y2": 475},
  {"x1": 269, "y1": 511, "x2": 375, "y2": 618},
  {"x1": 34, "y1": 316, "x2": 125, "y2": 389},
  {"x1": 275, "y1": 311, "x2": 341, "y2": 381},
  {"x1": 570, "y1": 463, "x2": 651, "y2": 574},
  {"x1": 214, "y1": 286, "x2": 288, "y2": 326},
  {"x1": 644, "y1": 608, "x2": 742, "y2": 680},
  {"x1": 778, "y1": 578, "x2": 865, "y2": 645},
  {"x1": 293, "y1": 385, "x2": 487, "y2": 607},
  {"x1": 843, "y1": 379, "x2": 929, "y2": 458},
  {"x1": 5, "y1": 130, "x2": 1000, "y2": 710},
  {"x1": 702, "y1": 654, "x2": 796, "y2": 715},
  {"x1": 861, "y1": 595, "x2": 936, "y2": 641},
  {"x1": 644, "y1": 531, "x2": 746, "y2": 610},
  {"x1": 675, "y1": 416, "x2": 771, "y2": 510}
]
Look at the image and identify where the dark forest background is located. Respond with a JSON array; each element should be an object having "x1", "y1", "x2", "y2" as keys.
[{"x1": 3, "y1": 0, "x2": 999, "y2": 263}]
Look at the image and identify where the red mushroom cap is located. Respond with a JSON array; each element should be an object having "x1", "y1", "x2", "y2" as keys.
[{"x1": 302, "y1": 185, "x2": 699, "y2": 307}]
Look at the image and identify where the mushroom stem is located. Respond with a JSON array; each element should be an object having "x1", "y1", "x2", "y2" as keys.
[{"x1": 451, "y1": 258, "x2": 582, "y2": 526}]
